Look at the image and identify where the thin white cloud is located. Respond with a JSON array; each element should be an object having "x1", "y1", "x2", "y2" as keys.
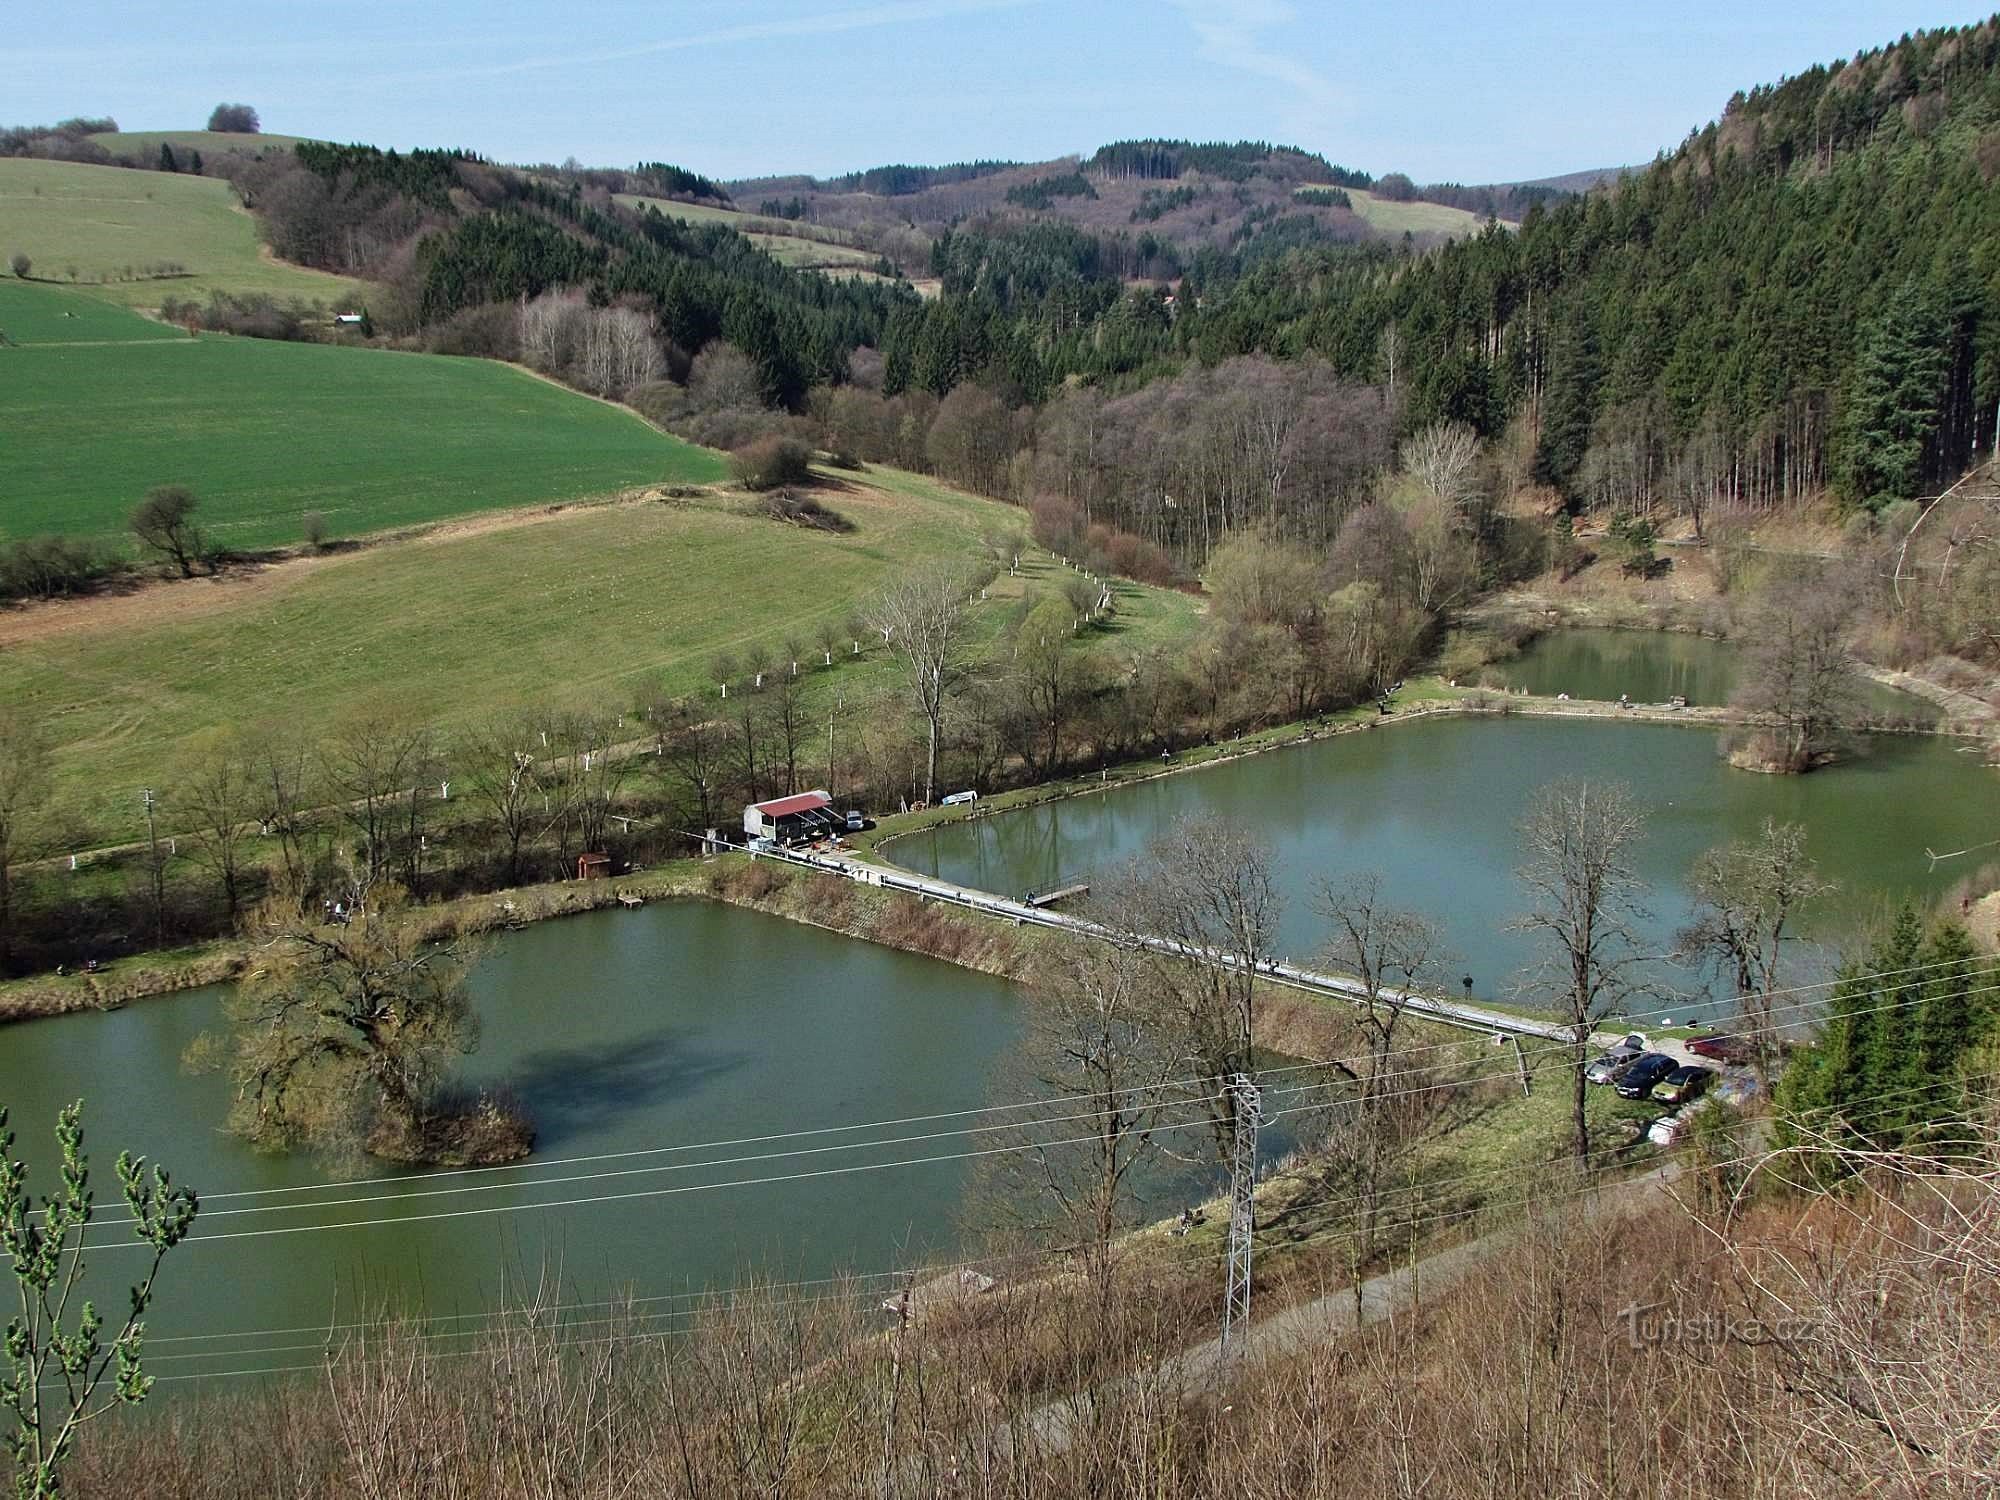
[
  {"x1": 1170, "y1": 0, "x2": 1341, "y2": 129},
  {"x1": 378, "y1": 0, "x2": 1039, "y2": 87}
]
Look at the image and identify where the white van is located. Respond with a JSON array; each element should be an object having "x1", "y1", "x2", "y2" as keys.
[{"x1": 941, "y1": 790, "x2": 979, "y2": 806}]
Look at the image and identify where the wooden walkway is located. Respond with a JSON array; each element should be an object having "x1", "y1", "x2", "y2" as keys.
[{"x1": 1024, "y1": 882, "x2": 1089, "y2": 908}]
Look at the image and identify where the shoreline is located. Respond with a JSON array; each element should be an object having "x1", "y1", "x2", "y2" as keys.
[{"x1": 11, "y1": 679, "x2": 1984, "y2": 1028}]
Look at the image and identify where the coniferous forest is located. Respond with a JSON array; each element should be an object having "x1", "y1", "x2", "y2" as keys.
[{"x1": 876, "y1": 20, "x2": 2000, "y2": 514}]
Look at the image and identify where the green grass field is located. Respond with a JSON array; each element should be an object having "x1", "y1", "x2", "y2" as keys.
[
  {"x1": 0, "y1": 468, "x2": 1189, "y2": 838},
  {"x1": 0, "y1": 158, "x2": 367, "y2": 308},
  {"x1": 1338, "y1": 188, "x2": 1502, "y2": 237},
  {"x1": 4, "y1": 289, "x2": 726, "y2": 549},
  {"x1": 0, "y1": 281, "x2": 184, "y2": 344},
  {"x1": 87, "y1": 130, "x2": 313, "y2": 158}
]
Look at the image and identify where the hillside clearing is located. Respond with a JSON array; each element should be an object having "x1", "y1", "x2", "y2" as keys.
[
  {"x1": 87, "y1": 129, "x2": 315, "y2": 157},
  {"x1": 614, "y1": 193, "x2": 893, "y2": 275},
  {"x1": 3, "y1": 292, "x2": 726, "y2": 548},
  {"x1": 0, "y1": 157, "x2": 367, "y2": 307},
  {"x1": 0, "y1": 469, "x2": 1196, "y2": 839},
  {"x1": 1340, "y1": 188, "x2": 1500, "y2": 237}
]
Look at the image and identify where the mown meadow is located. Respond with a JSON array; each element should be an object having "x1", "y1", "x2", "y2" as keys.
[
  {"x1": 3, "y1": 282, "x2": 726, "y2": 550},
  {"x1": 0, "y1": 465, "x2": 1198, "y2": 841},
  {"x1": 0, "y1": 156, "x2": 366, "y2": 307}
]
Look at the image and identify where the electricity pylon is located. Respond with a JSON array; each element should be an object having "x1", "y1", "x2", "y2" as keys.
[{"x1": 1220, "y1": 1072, "x2": 1262, "y2": 1356}]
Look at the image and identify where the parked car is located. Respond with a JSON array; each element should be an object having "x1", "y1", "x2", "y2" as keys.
[
  {"x1": 1651, "y1": 1064, "x2": 1715, "y2": 1107},
  {"x1": 1586, "y1": 1049, "x2": 1643, "y2": 1086},
  {"x1": 941, "y1": 790, "x2": 979, "y2": 806},
  {"x1": 1647, "y1": 1101, "x2": 1712, "y2": 1146},
  {"x1": 844, "y1": 810, "x2": 866, "y2": 832},
  {"x1": 1688, "y1": 1033, "x2": 1755, "y2": 1065},
  {"x1": 1615, "y1": 1052, "x2": 1679, "y2": 1100},
  {"x1": 1585, "y1": 1033, "x2": 1650, "y2": 1084}
]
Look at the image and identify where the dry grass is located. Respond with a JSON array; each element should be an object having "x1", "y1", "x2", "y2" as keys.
[{"x1": 72, "y1": 1135, "x2": 2000, "y2": 1497}]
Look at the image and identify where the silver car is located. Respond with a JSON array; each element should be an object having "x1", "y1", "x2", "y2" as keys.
[{"x1": 1585, "y1": 1035, "x2": 1649, "y2": 1086}]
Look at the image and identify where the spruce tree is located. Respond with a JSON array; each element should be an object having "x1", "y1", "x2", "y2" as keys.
[{"x1": 1856, "y1": 906, "x2": 1927, "y2": 1145}]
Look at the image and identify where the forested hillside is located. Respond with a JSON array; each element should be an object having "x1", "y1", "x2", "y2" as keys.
[
  {"x1": 210, "y1": 141, "x2": 916, "y2": 404},
  {"x1": 873, "y1": 19, "x2": 2000, "y2": 516}
]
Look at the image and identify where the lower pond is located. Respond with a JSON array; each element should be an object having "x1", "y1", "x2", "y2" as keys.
[
  {"x1": 890, "y1": 715, "x2": 1995, "y2": 1019},
  {"x1": 1486, "y1": 628, "x2": 1936, "y2": 721},
  {"x1": 0, "y1": 902, "x2": 1026, "y2": 1380}
]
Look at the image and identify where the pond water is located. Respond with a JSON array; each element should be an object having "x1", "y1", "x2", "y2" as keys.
[
  {"x1": 890, "y1": 715, "x2": 1996, "y2": 1022},
  {"x1": 1487, "y1": 628, "x2": 1936, "y2": 721},
  {"x1": 2, "y1": 644, "x2": 1988, "y2": 1391},
  {"x1": 0, "y1": 902, "x2": 1027, "y2": 1381}
]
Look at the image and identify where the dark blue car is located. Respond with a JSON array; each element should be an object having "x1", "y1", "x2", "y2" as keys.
[{"x1": 1615, "y1": 1053, "x2": 1680, "y2": 1100}]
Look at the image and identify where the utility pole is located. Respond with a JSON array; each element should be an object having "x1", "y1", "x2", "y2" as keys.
[
  {"x1": 141, "y1": 788, "x2": 164, "y2": 947},
  {"x1": 1220, "y1": 1072, "x2": 1263, "y2": 1358},
  {"x1": 827, "y1": 690, "x2": 843, "y2": 794}
]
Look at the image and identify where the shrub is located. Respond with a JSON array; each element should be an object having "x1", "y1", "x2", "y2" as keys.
[
  {"x1": 794, "y1": 872, "x2": 857, "y2": 928},
  {"x1": 758, "y1": 489, "x2": 852, "y2": 533},
  {"x1": 708, "y1": 859, "x2": 791, "y2": 903},
  {"x1": 8, "y1": 252, "x2": 27, "y2": 279},
  {"x1": 0, "y1": 535, "x2": 115, "y2": 601},
  {"x1": 157, "y1": 291, "x2": 315, "y2": 342},
  {"x1": 301, "y1": 511, "x2": 328, "y2": 551},
  {"x1": 425, "y1": 301, "x2": 518, "y2": 359},
  {"x1": 729, "y1": 435, "x2": 813, "y2": 492}
]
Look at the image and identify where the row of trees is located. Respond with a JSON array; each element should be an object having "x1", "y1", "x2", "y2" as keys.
[
  {"x1": 0, "y1": 486, "x2": 1451, "y2": 975},
  {"x1": 516, "y1": 291, "x2": 664, "y2": 397}
]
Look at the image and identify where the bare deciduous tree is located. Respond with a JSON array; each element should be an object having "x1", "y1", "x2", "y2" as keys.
[
  {"x1": 1315, "y1": 873, "x2": 1449, "y2": 1268},
  {"x1": 460, "y1": 714, "x2": 545, "y2": 885},
  {"x1": 1015, "y1": 595, "x2": 1090, "y2": 777},
  {"x1": 244, "y1": 729, "x2": 319, "y2": 905},
  {"x1": 173, "y1": 731, "x2": 256, "y2": 924},
  {"x1": 205, "y1": 102, "x2": 259, "y2": 133},
  {"x1": 1125, "y1": 815, "x2": 1280, "y2": 1163},
  {"x1": 1682, "y1": 819, "x2": 1833, "y2": 1087},
  {"x1": 1513, "y1": 777, "x2": 1650, "y2": 1165},
  {"x1": 765, "y1": 667, "x2": 809, "y2": 796},
  {"x1": 653, "y1": 696, "x2": 732, "y2": 836},
  {"x1": 1002, "y1": 932, "x2": 1191, "y2": 1297},
  {"x1": 322, "y1": 715, "x2": 436, "y2": 887},
  {"x1": 130, "y1": 485, "x2": 206, "y2": 578},
  {"x1": 1402, "y1": 420, "x2": 1482, "y2": 510},
  {"x1": 0, "y1": 712, "x2": 51, "y2": 968},
  {"x1": 1731, "y1": 567, "x2": 1861, "y2": 772},
  {"x1": 868, "y1": 563, "x2": 980, "y2": 805}
]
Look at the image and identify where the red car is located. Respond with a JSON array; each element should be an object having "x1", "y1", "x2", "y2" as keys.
[{"x1": 1687, "y1": 1033, "x2": 1755, "y2": 1066}]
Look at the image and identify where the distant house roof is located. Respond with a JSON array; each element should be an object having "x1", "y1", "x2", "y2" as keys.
[{"x1": 749, "y1": 790, "x2": 833, "y2": 819}]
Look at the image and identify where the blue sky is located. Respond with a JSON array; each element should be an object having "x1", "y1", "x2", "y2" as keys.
[{"x1": 13, "y1": 1, "x2": 1987, "y2": 182}]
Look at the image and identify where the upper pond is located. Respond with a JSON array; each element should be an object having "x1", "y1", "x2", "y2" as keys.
[
  {"x1": 1486, "y1": 627, "x2": 1936, "y2": 721},
  {"x1": 890, "y1": 714, "x2": 1995, "y2": 1017}
]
